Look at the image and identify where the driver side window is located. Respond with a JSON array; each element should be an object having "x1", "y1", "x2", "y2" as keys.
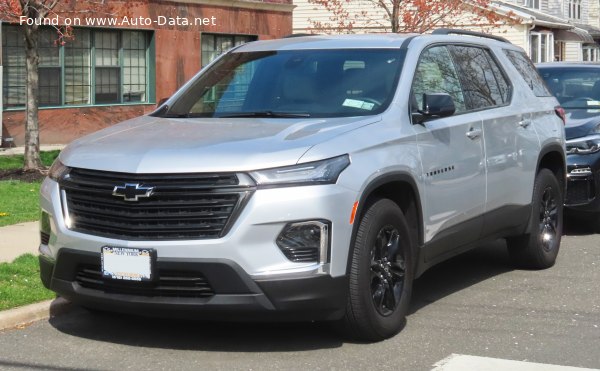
[{"x1": 412, "y1": 46, "x2": 466, "y2": 114}]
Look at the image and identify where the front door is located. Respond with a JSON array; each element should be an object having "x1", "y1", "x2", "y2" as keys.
[{"x1": 410, "y1": 45, "x2": 486, "y2": 261}]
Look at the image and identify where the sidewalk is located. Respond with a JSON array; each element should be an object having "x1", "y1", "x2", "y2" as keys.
[
  {"x1": 0, "y1": 221, "x2": 40, "y2": 263},
  {"x1": 0, "y1": 221, "x2": 73, "y2": 331},
  {"x1": 0, "y1": 144, "x2": 65, "y2": 156}
]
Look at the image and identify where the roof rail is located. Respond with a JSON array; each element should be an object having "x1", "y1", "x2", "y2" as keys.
[
  {"x1": 282, "y1": 33, "x2": 319, "y2": 38},
  {"x1": 432, "y1": 28, "x2": 511, "y2": 44}
]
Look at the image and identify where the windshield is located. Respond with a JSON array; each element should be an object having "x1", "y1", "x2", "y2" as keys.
[
  {"x1": 538, "y1": 67, "x2": 600, "y2": 109},
  {"x1": 160, "y1": 49, "x2": 402, "y2": 118}
]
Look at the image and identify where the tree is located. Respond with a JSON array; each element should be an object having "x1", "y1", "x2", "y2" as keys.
[
  {"x1": 308, "y1": 0, "x2": 512, "y2": 34},
  {"x1": 0, "y1": 1, "x2": 141, "y2": 170}
]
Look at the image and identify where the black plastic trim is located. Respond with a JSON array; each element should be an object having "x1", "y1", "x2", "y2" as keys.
[
  {"x1": 346, "y1": 172, "x2": 423, "y2": 276},
  {"x1": 42, "y1": 248, "x2": 347, "y2": 321},
  {"x1": 432, "y1": 28, "x2": 511, "y2": 44}
]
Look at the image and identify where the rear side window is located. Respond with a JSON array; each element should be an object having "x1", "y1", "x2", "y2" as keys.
[
  {"x1": 449, "y1": 45, "x2": 511, "y2": 110},
  {"x1": 504, "y1": 49, "x2": 552, "y2": 97}
]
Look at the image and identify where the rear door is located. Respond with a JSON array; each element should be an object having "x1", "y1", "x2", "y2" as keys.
[{"x1": 449, "y1": 45, "x2": 539, "y2": 235}]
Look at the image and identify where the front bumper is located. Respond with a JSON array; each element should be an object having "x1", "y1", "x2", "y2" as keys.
[
  {"x1": 565, "y1": 151, "x2": 600, "y2": 212},
  {"x1": 39, "y1": 175, "x2": 357, "y2": 320},
  {"x1": 40, "y1": 249, "x2": 347, "y2": 321}
]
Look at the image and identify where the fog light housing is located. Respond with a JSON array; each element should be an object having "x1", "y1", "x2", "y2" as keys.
[
  {"x1": 276, "y1": 221, "x2": 330, "y2": 263},
  {"x1": 39, "y1": 210, "x2": 53, "y2": 258}
]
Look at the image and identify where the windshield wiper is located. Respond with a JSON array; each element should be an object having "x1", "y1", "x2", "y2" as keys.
[{"x1": 216, "y1": 111, "x2": 311, "y2": 118}]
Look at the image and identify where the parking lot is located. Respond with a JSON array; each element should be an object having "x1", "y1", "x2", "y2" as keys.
[{"x1": 0, "y1": 221, "x2": 598, "y2": 371}]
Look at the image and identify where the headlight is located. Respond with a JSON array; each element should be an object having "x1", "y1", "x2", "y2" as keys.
[
  {"x1": 48, "y1": 159, "x2": 70, "y2": 181},
  {"x1": 566, "y1": 134, "x2": 600, "y2": 155},
  {"x1": 249, "y1": 155, "x2": 350, "y2": 187}
]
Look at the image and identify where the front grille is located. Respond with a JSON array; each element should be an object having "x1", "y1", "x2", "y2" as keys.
[
  {"x1": 566, "y1": 174, "x2": 595, "y2": 205},
  {"x1": 60, "y1": 168, "x2": 254, "y2": 240},
  {"x1": 75, "y1": 265, "x2": 214, "y2": 298}
]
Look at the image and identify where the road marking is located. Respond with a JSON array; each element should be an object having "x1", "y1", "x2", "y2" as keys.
[{"x1": 432, "y1": 354, "x2": 600, "y2": 371}]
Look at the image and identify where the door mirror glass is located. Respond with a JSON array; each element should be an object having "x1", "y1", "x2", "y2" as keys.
[{"x1": 420, "y1": 93, "x2": 456, "y2": 118}]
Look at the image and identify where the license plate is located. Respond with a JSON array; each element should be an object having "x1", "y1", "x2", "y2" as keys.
[{"x1": 101, "y1": 246, "x2": 154, "y2": 281}]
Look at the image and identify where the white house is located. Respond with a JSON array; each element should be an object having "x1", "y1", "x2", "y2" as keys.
[{"x1": 292, "y1": 0, "x2": 600, "y2": 62}]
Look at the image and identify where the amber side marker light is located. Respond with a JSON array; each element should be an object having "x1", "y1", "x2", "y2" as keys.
[{"x1": 350, "y1": 201, "x2": 359, "y2": 224}]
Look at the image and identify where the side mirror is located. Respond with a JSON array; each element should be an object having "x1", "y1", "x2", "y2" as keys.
[
  {"x1": 422, "y1": 93, "x2": 456, "y2": 117},
  {"x1": 412, "y1": 93, "x2": 456, "y2": 125}
]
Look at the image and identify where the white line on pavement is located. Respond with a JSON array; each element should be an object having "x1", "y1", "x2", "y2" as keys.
[{"x1": 432, "y1": 354, "x2": 600, "y2": 371}]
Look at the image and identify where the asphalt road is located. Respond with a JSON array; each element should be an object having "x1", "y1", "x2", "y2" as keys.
[{"x1": 0, "y1": 221, "x2": 599, "y2": 371}]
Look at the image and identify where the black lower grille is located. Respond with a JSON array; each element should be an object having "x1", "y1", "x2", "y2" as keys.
[
  {"x1": 566, "y1": 176, "x2": 595, "y2": 205},
  {"x1": 75, "y1": 265, "x2": 214, "y2": 298},
  {"x1": 60, "y1": 168, "x2": 254, "y2": 240},
  {"x1": 40, "y1": 232, "x2": 50, "y2": 245}
]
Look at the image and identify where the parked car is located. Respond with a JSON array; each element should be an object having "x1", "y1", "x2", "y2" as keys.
[
  {"x1": 39, "y1": 30, "x2": 566, "y2": 342},
  {"x1": 537, "y1": 63, "x2": 600, "y2": 231}
]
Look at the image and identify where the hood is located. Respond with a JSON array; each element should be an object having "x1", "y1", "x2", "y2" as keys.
[
  {"x1": 60, "y1": 115, "x2": 380, "y2": 173},
  {"x1": 564, "y1": 108, "x2": 600, "y2": 139}
]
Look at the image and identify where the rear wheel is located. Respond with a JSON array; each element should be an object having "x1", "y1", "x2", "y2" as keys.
[
  {"x1": 507, "y1": 169, "x2": 563, "y2": 269},
  {"x1": 340, "y1": 198, "x2": 414, "y2": 342}
]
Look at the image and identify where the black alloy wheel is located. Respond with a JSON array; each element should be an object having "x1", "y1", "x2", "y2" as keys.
[{"x1": 370, "y1": 226, "x2": 406, "y2": 317}]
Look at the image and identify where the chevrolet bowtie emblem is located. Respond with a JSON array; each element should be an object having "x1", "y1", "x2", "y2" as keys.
[{"x1": 112, "y1": 183, "x2": 154, "y2": 202}]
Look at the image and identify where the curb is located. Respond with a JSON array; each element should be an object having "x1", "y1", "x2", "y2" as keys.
[{"x1": 0, "y1": 297, "x2": 72, "y2": 331}]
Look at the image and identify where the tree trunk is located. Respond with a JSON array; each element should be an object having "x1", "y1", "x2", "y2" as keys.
[{"x1": 23, "y1": 26, "x2": 42, "y2": 170}]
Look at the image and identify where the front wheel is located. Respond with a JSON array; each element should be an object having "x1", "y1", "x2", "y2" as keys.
[
  {"x1": 340, "y1": 198, "x2": 414, "y2": 342},
  {"x1": 507, "y1": 169, "x2": 563, "y2": 269}
]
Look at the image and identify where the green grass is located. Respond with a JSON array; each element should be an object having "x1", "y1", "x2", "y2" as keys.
[
  {"x1": 0, "y1": 150, "x2": 60, "y2": 226},
  {"x1": 0, "y1": 254, "x2": 55, "y2": 311},
  {"x1": 0, "y1": 150, "x2": 60, "y2": 170},
  {"x1": 0, "y1": 181, "x2": 41, "y2": 227}
]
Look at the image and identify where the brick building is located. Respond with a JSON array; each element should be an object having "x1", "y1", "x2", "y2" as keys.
[{"x1": 1, "y1": 0, "x2": 293, "y2": 146}]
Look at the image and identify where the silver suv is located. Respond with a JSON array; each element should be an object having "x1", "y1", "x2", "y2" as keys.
[{"x1": 39, "y1": 29, "x2": 566, "y2": 341}]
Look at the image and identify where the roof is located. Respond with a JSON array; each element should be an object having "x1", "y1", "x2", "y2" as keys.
[
  {"x1": 573, "y1": 22, "x2": 600, "y2": 38},
  {"x1": 236, "y1": 34, "x2": 416, "y2": 51},
  {"x1": 492, "y1": 1, "x2": 572, "y2": 29},
  {"x1": 236, "y1": 32, "x2": 517, "y2": 52}
]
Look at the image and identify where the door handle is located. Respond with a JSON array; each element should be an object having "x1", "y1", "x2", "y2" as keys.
[
  {"x1": 466, "y1": 129, "x2": 482, "y2": 140},
  {"x1": 518, "y1": 120, "x2": 531, "y2": 128}
]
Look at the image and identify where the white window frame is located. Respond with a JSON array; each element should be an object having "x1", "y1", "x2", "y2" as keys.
[
  {"x1": 525, "y1": 0, "x2": 541, "y2": 9},
  {"x1": 529, "y1": 32, "x2": 554, "y2": 63},
  {"x1": 583, "y1": 46, "x2": 600, "y2": 61},
  {"x1": 568, "y1": 0, "x2": 582, "y2": 19}
]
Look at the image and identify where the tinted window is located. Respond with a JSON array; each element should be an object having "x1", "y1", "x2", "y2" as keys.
[
  {"x1": 450, "y1": 45, "x2": 510, "y2": 110},
  {"x1": 504, "y1": 49, "x2": 552, "y2": 97},
  {"x1": 165, "y1": 49, "x2": 402, "y2": 118},
  {"x1": 412, "y1": 46, "x2": 466, "y2": 114},
  {"x1": 537, "y1": 67, "x2": 600, "y2": 108}
]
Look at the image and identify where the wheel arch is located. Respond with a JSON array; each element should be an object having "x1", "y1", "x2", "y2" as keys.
[
  {"x1": 536, "y1": 143, "x2": 567, "y2": 192},
  {"x1": 345, "y1": 172, "x2": 423, "y2": 275}
]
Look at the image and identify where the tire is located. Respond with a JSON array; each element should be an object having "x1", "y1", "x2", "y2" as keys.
[
  {"x1": 339, "y1": 198, "x2": 414, "y2": 342},
  {"x1": 507, "y1": 168, "x2": 563, "y2": 269}
]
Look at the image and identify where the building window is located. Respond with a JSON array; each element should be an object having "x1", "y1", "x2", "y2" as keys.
[
  {"x1": 568, "y1": 0, "x2": 582, "y2": 19},
  {"x1": 583, "y1": 46, "x2": 600, "y2": 61},
  {"x1": 530, "y1": 32, "x2": 554, "y2": 63},
  {"x1": 554, "y1": 41, "x2": 565, "y2": 61},
  {"x1": 523, "y1": 0, "x2": 541, "y2": 9},
  {"x1": 201, "y1": 33, "x2": 257, "y2": 67},
  {"x1": 1, "y1": 25, "x2": 152, "y2": 109}
]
